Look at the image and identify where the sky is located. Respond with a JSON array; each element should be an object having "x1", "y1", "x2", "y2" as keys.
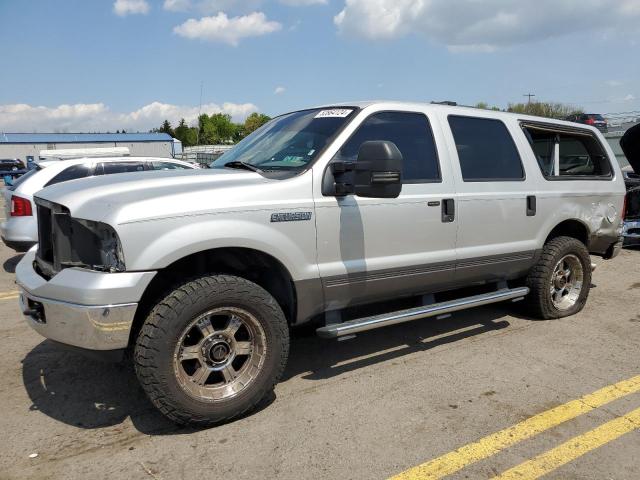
[{"x1": 0, "y1": 0, "x2": 639, "y2": 132}]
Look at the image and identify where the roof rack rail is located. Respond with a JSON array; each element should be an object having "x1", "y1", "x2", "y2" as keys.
[{"x1": 431, "y1": 100, "x2": 457, "y2": 106}]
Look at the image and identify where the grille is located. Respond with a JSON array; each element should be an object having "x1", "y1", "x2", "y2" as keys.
[
  {"x1": 34, "y1": 200, "x2": 70, "y2": 279},
  {"x1": 36, "y1": 204, "x2": 54, "y2": 264}
]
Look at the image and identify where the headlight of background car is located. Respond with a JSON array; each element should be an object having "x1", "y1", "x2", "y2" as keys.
[{"x1": 57, "y1": 217, "x2": 126, "y2": 273}]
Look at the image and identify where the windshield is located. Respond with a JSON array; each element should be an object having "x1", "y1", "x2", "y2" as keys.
[{"x1": 211, "y1": 108, "x2": 357, "y2": 173}]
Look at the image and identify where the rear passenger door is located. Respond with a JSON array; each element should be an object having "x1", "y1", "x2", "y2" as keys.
[
  {"x1": 314, "y1": 109, "x2": 458, "y2": 309},
  {"x1": 443, "y1": 114, "x2": 543, "y2": 283}
]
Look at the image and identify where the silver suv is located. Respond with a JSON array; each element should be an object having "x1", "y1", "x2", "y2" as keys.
[{"x1": 16, "y1": 102, "x2": 626, "y2": 426}]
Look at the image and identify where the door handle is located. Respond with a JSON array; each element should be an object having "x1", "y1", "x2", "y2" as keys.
[
  {"x1": 442, "y1": 199, "x2": 455, "y2": 223},
  {"x1": 526, "y1": 195, "x2": 537, "y2": 217}
]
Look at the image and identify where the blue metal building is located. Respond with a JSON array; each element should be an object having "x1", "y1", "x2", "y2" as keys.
[{"x1": 0, "y1": 132, "x2": 181, "y2": 162}]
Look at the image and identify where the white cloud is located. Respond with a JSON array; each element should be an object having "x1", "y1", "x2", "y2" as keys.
[
  {"x1": 174, "y1": 12, "x2": 281, "y2": 45},
  {"x1": 163, "y1": 0, "x2": 191, "y2": 12},
  {"x1": 164, "y1": 0, "x2": 322, "y2": 14},
  {"x1": 0, "y1": 101, "x2": 258, "y2": 133},
  {"x1": 274, "y1": 86, "x2": 286, "y2": 95},
  {"x1": 334, "y1": 0, "x2": 640, "y2": 51},
  {"x1": 606, "y1": 80, "x2": 623, "y2": 87},
  {"x1": 197, "y1": 0, "x2": 264, "y2": 14},
  {"x1": 113, "y1": 0, "x2": 150, "y2": 16},
  {"x1": 623, "y1": 94, "x2": 636, "y2": 102},
  {"x1": 280, "y1": 0, "x2": 326, "y2": 6}
]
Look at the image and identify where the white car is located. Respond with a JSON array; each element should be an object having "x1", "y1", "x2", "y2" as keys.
[{"x1": 1, "y1": 156, "x2": 197, "y2": 251}]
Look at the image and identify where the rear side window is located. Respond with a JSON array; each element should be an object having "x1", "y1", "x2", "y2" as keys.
[
  {"x1": 44, "y1": 164, "x2": 91, "y2": 187},
  {"x1": 151, "y1": 161, "x2": 191, "y2": 170},
  {"x1": 448, "y1": 116, "x2": 524, "y2": 181},
  {"x1": 96, "y1": 162, "x2": 146, "y2": 175},
  {"x1": 522, "y1": 126, "x2": 612, "y2": 178},
  {"x1": 334, "y1": 111, "x2": 441, "y2": 183}
]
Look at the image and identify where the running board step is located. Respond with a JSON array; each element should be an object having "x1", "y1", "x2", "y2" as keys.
[{"x1": 316, "y1": 287, "x2": 529, "y2": 339}]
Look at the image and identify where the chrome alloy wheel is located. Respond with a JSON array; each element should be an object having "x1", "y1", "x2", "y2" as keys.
[
  {"x1": 550, "y1": 254, "x2": 584, "y2": 311},
  {"x1": 173, "y1": 307, "x2": 267, "y2": 402}
]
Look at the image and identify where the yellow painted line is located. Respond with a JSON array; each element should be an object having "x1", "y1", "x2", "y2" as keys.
[
  {"x1": 492, "y1": 406, "x2": 640, "y2": 480},
  {"x1": 389, "y1": 375, "x2": 640, "y2": 480},
  {"x1": 0, "y1": 291, "x2": 20, "y2": 301}
]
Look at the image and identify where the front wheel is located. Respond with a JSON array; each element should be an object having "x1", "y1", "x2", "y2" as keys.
[
  {"x1": 523, "y1": 236, "x2": 592, "y2": 319},
  {"x1": 134, "y1": 275, "x2": 289, "y2": 427}
]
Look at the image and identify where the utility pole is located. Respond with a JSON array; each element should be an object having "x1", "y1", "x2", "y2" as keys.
[{"x1": 523, "y1": 93, "x2": 536, "y2": 104}]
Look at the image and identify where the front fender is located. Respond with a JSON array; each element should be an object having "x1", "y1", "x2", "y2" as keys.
[{"x1": 117, "y1": 210, "x2": 318, "y2": 282}]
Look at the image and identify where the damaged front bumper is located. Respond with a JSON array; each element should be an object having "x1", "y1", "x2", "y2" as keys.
[{"x1": 16, "y1": 249, "x2": 156, "y2": 352}]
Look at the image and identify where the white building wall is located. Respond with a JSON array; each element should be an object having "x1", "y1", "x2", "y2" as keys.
[{"x1": 0, "y1": 141, "x2": 174, "y2": 162}]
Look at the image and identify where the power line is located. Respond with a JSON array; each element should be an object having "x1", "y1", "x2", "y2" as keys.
[{"x1": 523, "y1": 93, "x2": 536, "y2": 103}]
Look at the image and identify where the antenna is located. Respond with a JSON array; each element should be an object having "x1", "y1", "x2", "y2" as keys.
[
  {"x1": 196, "y1": 81, "x2": 203, "y2": 145},
  {"x1": 523, "y1": 93, "x2": 536, "y2": 104}
]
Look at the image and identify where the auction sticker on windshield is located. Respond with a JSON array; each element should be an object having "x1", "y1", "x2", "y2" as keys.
[{"x1": 315, "y1": 109, "x2": 353, "y2": 118}]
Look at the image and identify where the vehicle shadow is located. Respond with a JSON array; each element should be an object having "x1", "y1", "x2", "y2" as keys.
[
  {"x1": 21, "y1": 304, "x2": 515, "y2": 434},
  {"x1": 4, "y1": 253, "x2": 24, "y2": 273},
  {"x1": 283, "y1": 304, "x2": 512, "y2": 381}
]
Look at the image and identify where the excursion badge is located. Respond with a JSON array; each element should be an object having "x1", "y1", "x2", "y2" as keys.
[{"x1": 271, "y1": 212, "x2": 312, "y2": 223}]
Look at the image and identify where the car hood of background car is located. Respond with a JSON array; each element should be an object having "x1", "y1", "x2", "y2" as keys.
[
  {"x1": 34, "y1": 168, "x2": 276, "y2": 224},
  {"x1": 621, "y1": 123, "x2": 640, "y2": 174}
]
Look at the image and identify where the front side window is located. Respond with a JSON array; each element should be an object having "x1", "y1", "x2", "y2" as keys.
[
  {"x1": 45, "y1": 164, "x2": 91, "y2": 187},
  {"x1": 333, "y1": 111, "x2": 441, "y2": 183},
  {"x1": 211, "y1": 108, "x2": 357, "y2": 174},
  {"x1": 523, "y1": 125, "x2": 612, "y2": 178},
  {"x1": 96, "y1": 162, "x2": 146, "y2": 175},
  {"x1": 448, "y1": 115, "x2": 524, "y2": 181}
]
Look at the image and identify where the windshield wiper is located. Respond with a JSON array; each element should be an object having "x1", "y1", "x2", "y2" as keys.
[{"x1": 223, "y1": 161, "x2": 263, "y2": 173}]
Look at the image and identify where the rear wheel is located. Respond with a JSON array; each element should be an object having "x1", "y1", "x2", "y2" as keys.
[
  {"x1": 523, "y1": 236, "x2": 592, "y2": 319},
  {"x1": 134, "y1": 275, "x2": 289, "y2": 427}
]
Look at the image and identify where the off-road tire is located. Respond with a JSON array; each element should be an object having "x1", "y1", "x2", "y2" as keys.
[
  {"x1": 134, "y1": 275, "x2": 289, "y2": 427},
  {"x1": 523, "y1": 236, "x2": 592, "y2": 319}
]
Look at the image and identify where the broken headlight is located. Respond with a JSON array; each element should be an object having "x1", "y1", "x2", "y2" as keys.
[{"x1": 56, "y1": 217, "x2": 126, "y2": 273}]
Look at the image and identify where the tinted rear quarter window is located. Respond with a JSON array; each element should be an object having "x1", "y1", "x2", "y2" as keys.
[
  {"x1": 448, "y1": 116, "x2": 524, "y2": 181},
  {"x1": 97, "y1": 162, "x2": 146, "y2": 175},
  {"x1": 522, "y1": 125, "x2": 612, "y2": 178},
  {"x1": 44, "y1": 164, "x2": 92, "y2": 187},
  {"x1": 335, "y1": 111, "x2": 441, "y2": 183}
]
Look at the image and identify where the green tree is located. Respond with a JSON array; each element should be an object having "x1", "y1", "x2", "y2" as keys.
[
  {"x1": 159, "y1": 119, "x2": 174, "y2": 136},
  {"x1": 174, "y1": 118, "x2": 199, "y2": 147},
  {"x1": 198, "y1": 113, "x2": 238, "y2": 144},
  {"x1": 507, "y1": 102, "x2": 583, "y2": 120},
  {"x1": 244, "y1": 113, "x2": 271, "y2": 136},
  {"x1": 475, "y1": 102, "x2": 501, "y2": 111}
]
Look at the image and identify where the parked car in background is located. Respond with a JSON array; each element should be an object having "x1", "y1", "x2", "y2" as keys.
[
  {"x1": 621, "y1": 124, "x2": 640, "y2": 246},
  {"x1": 565, "y1": 113, "x2": 609, "y2": 132},
  {"x1": 1, "y1": 159, "x2": 28, "y2": 187},
  {"x1": 0, "y1": 158, "x2": 25, "y2": 173},
  {"x1": 1, "y1": 156, "x2": 197, "y2": 251}
]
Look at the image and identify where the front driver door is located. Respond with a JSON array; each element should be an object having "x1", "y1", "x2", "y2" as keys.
[{"x1": 313, "y1": 109, "x2": 458, "y2": 310}]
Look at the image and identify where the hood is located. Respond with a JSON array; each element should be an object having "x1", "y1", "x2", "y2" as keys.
[
  {"x1": 35, "y1": 168, "x2": 270, "y2": 224},
  {"x1": 620, "y1": 123, "x2": 640, "y2": 174}
]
